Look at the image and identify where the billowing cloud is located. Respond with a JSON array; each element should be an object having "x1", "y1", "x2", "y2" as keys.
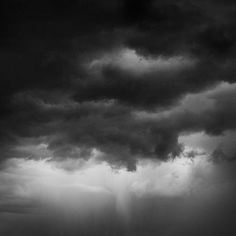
[
  {"x1": 1, "y1": 1, "x2": 236, "y2": 235},
  {"x1": 2, "y1": 81, "x2": 236, "y2": 169},
  {"x1": 1, "y1": 0, "x2": 236, "y2": 169}
]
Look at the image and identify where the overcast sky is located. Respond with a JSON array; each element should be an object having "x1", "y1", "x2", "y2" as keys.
[{"x1": 1, "y1": 0, "x2": 236, "y2": 235}]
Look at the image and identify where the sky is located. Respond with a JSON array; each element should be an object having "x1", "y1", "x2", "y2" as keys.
[{"x1": 1, "y1": 0, "x2": 236, "y2": 235}]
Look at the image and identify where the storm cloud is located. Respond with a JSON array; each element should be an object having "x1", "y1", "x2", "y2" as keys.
[
  {"x1": 1, "y1": 0, "x2": 236, "y2": 169},
  {"x1": 1, "y1": 1, "x2": 236, "y2": 235}
]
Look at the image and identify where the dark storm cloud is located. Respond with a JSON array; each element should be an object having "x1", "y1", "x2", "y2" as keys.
[
  {"x1": 1, "y1": 82, "x2": 236, "y2": 170},
  {"x1": 73, "y1": 59, "x2": 220, "y2": 108},
  {"x1": 1, "y1": 0, "x2": 236, "y2": 169},
  {"x1": 1, "y1": 1, "x2": 236, "y2": 236},
  {"x1": 126, "y1": 0, "x2": 236, "y2": 58},
  {"x1": 0, "y1": 91, "x2": 183, "y2": 169}
]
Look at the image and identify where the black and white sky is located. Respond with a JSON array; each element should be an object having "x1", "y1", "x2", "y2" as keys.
[{"x1": 1, "y1": 0, "x2": 236, "y2": 235}]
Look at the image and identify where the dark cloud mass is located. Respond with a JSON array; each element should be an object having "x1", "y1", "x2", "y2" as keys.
[
  {"x1": 0, "y1": 0, "x2": 236, "y2": 170},
  {"x1": 3, "y1": 1, "x2": 236, "y2": 235},
  {"x1": 1, "y1": 0, "x2": 236, "y2": 169}
]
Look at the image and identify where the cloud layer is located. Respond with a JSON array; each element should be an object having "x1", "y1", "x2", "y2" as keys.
[
  {"x1": 1, "y1": 1, "x2": 236, "y2": 235},
  {"x1": 1, "y1": 0, "x2": 236, "y2": 168}
]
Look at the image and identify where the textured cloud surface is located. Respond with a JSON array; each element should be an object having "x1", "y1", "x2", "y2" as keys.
[
  {"x1": 1, "y1": 0, "x2": 236, "y2": 235},
  {"x1": 1, "y1": 0, "x2": 236, "y2": 169}
]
